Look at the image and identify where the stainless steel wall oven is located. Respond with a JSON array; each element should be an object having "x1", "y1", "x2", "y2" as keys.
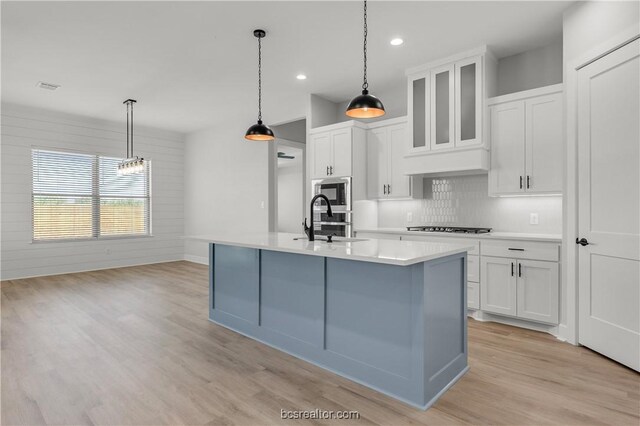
[{"x1": 312, "y1": 177, "x2": 352, "y2": 238}]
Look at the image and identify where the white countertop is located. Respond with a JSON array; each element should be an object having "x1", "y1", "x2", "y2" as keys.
[
  {"x1": 356, "y1": 228, "x2": 562, "y2": 243},
  {"x1": 186, "y1": 232, "x2": 473, "y2": 266}
]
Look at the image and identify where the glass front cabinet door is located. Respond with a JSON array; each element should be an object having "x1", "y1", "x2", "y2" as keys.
[
  {"x1": 455, "y1": 55, "x2": 483, "y2": 147},
  {"x1": 408, "y1": 73, "x2": 429, "y2": 152},
  {"x1": 430, "y1": 64, "x2": 455, "y2": 150}
]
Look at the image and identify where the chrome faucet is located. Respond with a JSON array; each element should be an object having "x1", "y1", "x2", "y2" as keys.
[{"x1": 303, "y1": 194, "x2": 333, "y2": 241}]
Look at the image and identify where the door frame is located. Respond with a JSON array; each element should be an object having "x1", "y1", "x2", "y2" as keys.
[
  {"x1": 563, "y1": 24, "x2": 640, "y2": 344},
  {"x1": 267, "y1": 117, "x2": 307, "y2": 233}
]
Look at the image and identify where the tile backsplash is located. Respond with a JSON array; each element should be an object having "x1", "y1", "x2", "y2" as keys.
[{"x1": 377, "y1": 175, "x2": 562, "y2": 234}]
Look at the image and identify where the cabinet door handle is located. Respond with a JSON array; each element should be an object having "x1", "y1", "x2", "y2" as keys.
[
  {"x1": 518, "y1": 263, "x2": 522, "y2": 277},
  {"x1": 326, "y1": 166, "x2": 329, "y2": 176},
  {"x1": 511, "y1": 262, "x2": 514, "y2": 277},
  {"x1": 383, "y1": 184, "x2": 387, "y2": 195},
  {"x1": 388, "y1": 184, "x2": 391, "y2": 194},
  {"x1": 520, "y1": 176, "x2": 523, "y2": 189},
  {"x1": 508, "y1": 248, "x2": 525, "y2": 251},
  {"x1": 527, "y1": 175, "x2": 531, "y2": 189},
  {"x1": 330, "y1": 166, "x2": 333, "y2": 175}
]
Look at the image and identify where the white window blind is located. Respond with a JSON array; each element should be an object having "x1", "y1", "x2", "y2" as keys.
[{"x1": 32, "y1": 149, "x2": 150, "y2": 241}]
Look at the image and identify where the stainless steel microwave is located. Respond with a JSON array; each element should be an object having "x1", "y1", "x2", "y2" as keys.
[{"x1": 312, "y1": 177, "x2": 352, "y2": 238}]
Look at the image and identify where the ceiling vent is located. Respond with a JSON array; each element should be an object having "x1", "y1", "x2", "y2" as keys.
[{"x1": 36, "y1": 81, "x2": 60, "y2": 91}]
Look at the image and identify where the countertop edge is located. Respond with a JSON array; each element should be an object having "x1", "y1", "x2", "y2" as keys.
[{"x1": 186, "y1": 235, "x2": 473, "y2": 266}]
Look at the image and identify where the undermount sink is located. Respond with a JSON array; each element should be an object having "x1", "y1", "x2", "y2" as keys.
[{"x1": 293, "y1": 236, "x2": 368, "y2": 243}]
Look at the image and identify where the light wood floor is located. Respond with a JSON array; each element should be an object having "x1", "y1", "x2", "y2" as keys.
[{"x1": 2, "y1": 261, "x2": 638, "y2": 425}]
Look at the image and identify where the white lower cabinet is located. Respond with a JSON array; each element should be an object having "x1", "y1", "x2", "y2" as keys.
[
  {"x1": 481, "y1": 256, "x2": 517, "y2": 316},
  {"x1": 353, "y1": 231, "x2": 561, "y2": 323},
  {"x1": 481, "y1": 256, "x2": 559, "y2": 324},
  {"x1": 516, "y1": 259, "x2": 559, "y2": 324}
]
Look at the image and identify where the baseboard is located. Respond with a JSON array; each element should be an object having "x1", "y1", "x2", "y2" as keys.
[
  {"x1": 0, "y1": 257, "x2": 185, "y2": 281},
  {"x1": 468, "y1": 310, "x2": 559, "y2": 337},
  {"x1": 184, "y1": 254, "x2": 209, "y2": 265}
]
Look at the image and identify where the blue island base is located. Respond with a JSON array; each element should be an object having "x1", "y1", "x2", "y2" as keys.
[{"x1": 209, "y1": 243, "x2": 468, "y2": 409}]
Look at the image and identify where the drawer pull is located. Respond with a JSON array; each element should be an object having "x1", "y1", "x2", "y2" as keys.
[
  {"x1": 511, "y1": 262, "x2": 514, "y2": 277},
  {"x1": 508, "y1": 248, "x2": 525, "y2": 251}
]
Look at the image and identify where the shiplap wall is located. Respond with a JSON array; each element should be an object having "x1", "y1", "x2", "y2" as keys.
[{"x1": 1, "y1": 103, "x2": 185, "y2": 280}]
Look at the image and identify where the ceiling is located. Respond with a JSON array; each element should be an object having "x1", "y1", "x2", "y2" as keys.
[{"x1": 1, "y1": 1, "x2": 572, "y2": 134}]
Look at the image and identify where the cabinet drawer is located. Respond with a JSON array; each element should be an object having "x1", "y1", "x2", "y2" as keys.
[
  {"x1": 468, "y1": 254, "x2": 479, "y2": 282},
  {"x1": 482, "y1": 240, "x2": 559, "y2": 262},
  {"x1": 401, "y1": 235, "x2": 480, "y2": 255},
  {"x1": 468, "y1": 281, "x2": 480, "y2": 310}
]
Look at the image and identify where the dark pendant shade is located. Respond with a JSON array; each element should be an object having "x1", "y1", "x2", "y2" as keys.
[
  {"x1": 345, "y1": 89, "x2": 385, "y2": 118},
  {"x1": 245, "y1": 120, "x2": 275, "y2": 141}
]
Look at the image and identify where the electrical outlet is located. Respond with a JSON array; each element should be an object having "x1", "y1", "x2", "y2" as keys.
[
  {"x1": 530, "y1": 213, "x2": 539, "y2": 225},
  {"x1": 407, "y1": 212, "x2": 413, "y2": 223}
]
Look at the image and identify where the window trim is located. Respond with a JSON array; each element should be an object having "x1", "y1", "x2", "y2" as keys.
[{"x1": 31, "y1": 148, "x2": 152, "y2": 242}]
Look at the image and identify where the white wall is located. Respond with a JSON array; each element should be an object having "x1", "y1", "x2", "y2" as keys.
[
  {"x1": 277, "y1": 147, "x2": 303, "y2": 233},
  {"x1": 497, "y1": 40, "x2": 563, "y2": 96},
  {"x1": 375, "y1": 175, "x2": 562, "y2": 235},
  {"x1": 561, "y1": 0, "x2": 640, "y2": 343},
  {"x1": 0, "y1": 103, "x2": 185, "y2": 280},
  {"x1": 183, "y1": 117, "x2": 270, "y2": 263}
]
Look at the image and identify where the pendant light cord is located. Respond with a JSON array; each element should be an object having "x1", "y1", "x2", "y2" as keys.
[
  {"x1": 126, "y1": 101, "x2": 130, "y2": 158},
  {"x1": 362, "y1": 0, "x2": 368, "y2": 92},
  {"x1": 258, "y1": 34, "x2": 263, "y2": 122},
  {"x1": 130, "y1": 101, "x2": 134, "y2": 158}
]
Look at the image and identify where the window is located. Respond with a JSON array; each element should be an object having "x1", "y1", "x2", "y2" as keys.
[{"x1": 32, "y1": 149, "x2": 150, "y2": 241}]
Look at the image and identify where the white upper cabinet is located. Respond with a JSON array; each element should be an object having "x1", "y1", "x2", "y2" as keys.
[
  {"x1": 366, "y1": 118, "x2": 422, "y2": 200},
  {"x1": 430, "y1": 64, "x2": 455, "y2": 150},
  {"x1": 310, "y1": 125, "x2": 363, "y2": 179},
  {"x1": 310, "y1": 132, "x2": 333, "y2": 178},
  {"x1": 403, "y1": 47, "x2": 497, "y2": 176},
  {"x1": 408, "y1": 75, "x2": 429, "y2": 151},
  {"x1": 331, "y1": 128, "x2": 353, "y2": 178},
  {"x1": 488, "y1": 84, "x2": 563, "y2": 196},
  {"x1": 525, "y1": 93, "x2": 563, "y2": 193},
  {"x1": 455, "y1": 56, "x2": 483, "y2": 147},
  {"x1": 489, "y1": 101, "x2": 526, "y2": 195}
]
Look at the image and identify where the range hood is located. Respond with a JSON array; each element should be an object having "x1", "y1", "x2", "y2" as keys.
[{"x1": 403, "y1": 147, "x2": 489, "y2": 177}]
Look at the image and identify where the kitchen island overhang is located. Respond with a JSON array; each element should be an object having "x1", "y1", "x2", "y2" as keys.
[{"x1": 188, "y1": 233, "x2": 472, "y2": 410}]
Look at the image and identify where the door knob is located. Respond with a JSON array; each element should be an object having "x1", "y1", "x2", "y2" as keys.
[{"x1": 576, "y1": 238, "x2": 590, "y2": 246}]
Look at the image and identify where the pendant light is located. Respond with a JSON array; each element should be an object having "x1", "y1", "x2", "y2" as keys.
[
  {"x1": 346, "y1": 0, "x2": 385, "y2": 119},
  {"x1": 117, "y1": 99, "x2": 145, "y2": 175},
  {"x1": 245, "y1": 29, "x2": 275, "y2": 141}
]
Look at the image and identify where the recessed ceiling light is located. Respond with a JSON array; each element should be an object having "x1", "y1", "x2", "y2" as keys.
[
  {"x1": 390, "y1": 38, "x2": 404, "y2": 46},
  {"x1": 36, "y1": 81, "x2": 61, "y2": 91},
  {"x1": 296, "y1": 74, "x2": 307, "y2": 80}
]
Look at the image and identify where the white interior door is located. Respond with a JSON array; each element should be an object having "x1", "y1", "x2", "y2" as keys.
[{"x1": 577, "y1": 38, "x2": 640, "y2": 371}]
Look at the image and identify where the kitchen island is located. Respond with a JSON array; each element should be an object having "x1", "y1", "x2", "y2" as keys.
[{"x1": 187, "y1": 233, "x2": 472, "y2": 409}]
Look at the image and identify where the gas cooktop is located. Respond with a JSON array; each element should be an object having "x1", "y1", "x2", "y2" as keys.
[{"x1": 406, "y1": 226, "x2": 492, "y2": 234}]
